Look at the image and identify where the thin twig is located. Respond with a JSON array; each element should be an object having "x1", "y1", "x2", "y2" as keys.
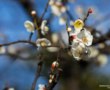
[
  {"x1": 0, "y1": 40, "x2": 36, "y2": 47},
  {"x1": 31, "y1": 53, "x2": 43, "y2": 90},
  {"x1": 39, "y1": 0, "x2": 50, "y2": 23},
  {"x1": 83, "y1": 9, "x2": 90, "y2": 23},
  {"x1": 46, "y1": 68, "x2": 63, "y2": 90},
  {"x1": 29, "y1": 32, "x2": 33, "y2": 42}
]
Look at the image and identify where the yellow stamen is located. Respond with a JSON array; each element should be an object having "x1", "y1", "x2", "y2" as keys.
[
  {"x1": 40, "y1": 41, "x2": 47, "y2": 47},
  {"x1": 82, "y1": 37, "x2": 88, "y2": 43}
]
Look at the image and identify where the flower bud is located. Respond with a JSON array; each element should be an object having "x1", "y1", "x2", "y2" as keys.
[
  {"x1": 52, "y1": 61, "x2": 59, "y2": 68},
  {"x1": 88, "y1": 9, "x2": 92, "y2": 13},
  {"x1": 67, "y1": 27, "x2": 72, "y2": 32},
  {"x1": 72, "y1": 35, "x2": 76, "y2": 39},
  {"x1": 31, "y1": 10, "x2": 36, "y2": 16},
  {"x1": 43, "y1": 87, "x2": 46, "y2": 90},
  {"x1": 49, "y1": 79, "x2": 52, "y2": 83},
  {"x1": 50, "y1": 75, "x2": 54, "y2": 79}
]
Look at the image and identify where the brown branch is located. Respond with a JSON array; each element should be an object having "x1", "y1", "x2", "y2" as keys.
[
  {"x1": 83, "y1": 9, "x2": 91, "y2": 23},
  {"x1": 92, "y1": 30, "x2": 110, "y2": 45},
  {"x1": 31, "y1": 53, "x2": 43, "y2": 90},
  {"x1": 0, "y1": 40, "x2": 36, "y2": 47},
  {"x1": 39, "y1": 0, "x2": 50, "y2": 23},
  {"x1": 29, "y1": 32, "x2": 34, "y2": 42},
  {"x1": 46, "y1": 68, "x2": 63, "y2": 90}
]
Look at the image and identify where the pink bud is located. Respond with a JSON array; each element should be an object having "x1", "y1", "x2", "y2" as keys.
[
  {"x1": 52, "y1": 64, "x2": 55, "y2": 68},
  {"x1": 88, "y1": 9, "x2": 92, "y2": 13},
  {"x1": 72, "y1": 35, "x2": 76, "y2": 39},
  {"x1": 43, "y1": 87, "x2": 46, "y2": 90}
]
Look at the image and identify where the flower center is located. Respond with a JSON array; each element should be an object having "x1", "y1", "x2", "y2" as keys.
[
  {"x1": 74, "y1": 20, "x2": 83, "y2": 29},
  {"x1": 77, "y1": 52, "x2": 82, "y2": 57},
  {"x1": 40, "y1": 41, "x2": 47, "y2": 47},
  {"x1": 82, "y1": 37, "x2": 88, "y2": 43}
]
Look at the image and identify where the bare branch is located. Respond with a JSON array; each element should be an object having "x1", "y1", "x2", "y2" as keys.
[
  {"x1": 31, "y1": 53, "x2": 43, "y2": 90},
  {"x1": 39, "y1": 0, "x2": 51, "y2": 23},
  {"x1": 46, "y1": 68, "x2": 63, "y2": 90},
  {"x1": 29, "y1": 32, "x2": 34, "y2": 42},
  {"x1": 0, "y1": 40, "x2": 36, "y2": 47}
]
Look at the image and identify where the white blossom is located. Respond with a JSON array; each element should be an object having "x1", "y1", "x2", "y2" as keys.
[
  {"x1": 49, "y1": 1, "x2": 66, "y2": 17},
  {"x1": 77, "y1": 29, "x2": 93, "y2": 46},
  {"x1": 50, "y1": 4, "x2": 61, "y2": 17},
  {"x1": 89, "y1": 47, "x2": 99, "y2": 58},
  {"x1": 47, "y1": 47, "x2": 59, "y2": 52},
  {"x1": 74, "y1": 19, "x2": 84, "y2": 30},
  {"x1": 0, "y1": 46, "x2": 5, "y2": 54},
  {"x1": 51, "y1": 33, "x2": 59, "y2": 43},
  {"x1": 36, "y1": 38, "x2": 51, "y2": 47},
  {"x1": 69, "y1": 20, "x2": 74, "y2": 26},
  {"x1": 8, "y1": 88, "x2": 14, "y2": 90},
  {"x1": 59, "y1": 16, "x2": 67, "y2": 25},
  {"x1": 24, "y1": 21, "x2": 35, "y2": 33},
  {"x1": 72, "y1": 40, "x2": 91, "y2": 60},
  {"x1": 60, "y1": 6, "x2": 66, "y2": 13},
  {"x1": 97, "y1": 54, "x2": 108, "y2": 67},
  {"x1": 41, "y1": 20, "x2": 49, "y2": 35},
  {"x1": 38, "y1": 84, "x2": 45, "y2": 90}
]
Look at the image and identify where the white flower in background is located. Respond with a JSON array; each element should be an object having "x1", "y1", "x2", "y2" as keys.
[
  {"x1": 36, "y1": 38, "x2": 51, "y2": 47},
  {"x1": 72, "y1": 40, "x2": 91, "y2": 60},
  {"x1": 8, "y1": 88, "x2": 15, "y2": 90},
  {"x1": 99, "y1": 43, "x2": 105, "y2": 49},
  {"x1": 60, "y1": 6, "x2": 66, "y2": 13},
  {"x1": 50, "y1": 3, "x2": 61, "y2": 17},
  {"x1": 59, "y1": 15, "x2": 67, "y2": 25},
  {"x1": 49, "y1": 0, "x2": 54, "y2": 5},
  {"x1": 89, "y1": 47, "x2": 99, "y2": 58},
  {"x1": 49, "y1": 1, "x2": 66, "y2": 17},
  {"x1": 0, "y1": 46, "x2": 5, "y2": 54},
  {"x1": 41, "y1": 20, "x2": 49, "y2": 35},
  {"x1": 51, "y1": 33, "x2": 59, "y2": 43},
  {"x1": 77, "y1": 29, "x2": 93, "y2": 46},
  {"x1": 97, "y1": 54, "x2": 108, "y2": 67},
  {"x1": 69, "y1": 20, "x2": 74, "y2": 26},
  {"x1": 74, "y1": 19, "x2": 84, "y2": 30},
  {"x1": 47, "y1": 47, "x2": 59, "y2": 52},
  {"x1": 24, "y1": 21, "x2": 35, "y2": 33},
  {"x1": 74, "y1": 5, "x2": 84, "y2": 19},
  {"x1": 38, "y1": 84, "x2": 45, "y2": 90}
]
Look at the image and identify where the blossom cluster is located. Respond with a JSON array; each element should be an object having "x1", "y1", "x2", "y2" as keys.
[
  {"x1": 68, "y1": 19, "x2": 93, "y2": 60},
  {"x1": 49, "y1": 0, "x2": 67, "y2": 25}
]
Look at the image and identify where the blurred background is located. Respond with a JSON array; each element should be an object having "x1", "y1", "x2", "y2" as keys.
[{"x1": 0, "y1": 0, "x2": 110, "y2": 90}]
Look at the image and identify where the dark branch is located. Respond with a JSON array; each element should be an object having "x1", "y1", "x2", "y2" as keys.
[
  {"x1": 29, "y1": 32, "x2": 34, "y2": 42},
  {"x1": 0, "y1": 40, "x2": 36, "y2": 47},
  {"x1": 92, "y1": 30, "x2": 110, "y2": 45},
  {"x1": 31, "y1": 53, "x2": 43, "y2": 90},
  {"x1": 39, "y1": 0, "x2": 50, "y2": 23},
  {"x1": 46, "y1": 68, "x2": 63, "y2": 90}
]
